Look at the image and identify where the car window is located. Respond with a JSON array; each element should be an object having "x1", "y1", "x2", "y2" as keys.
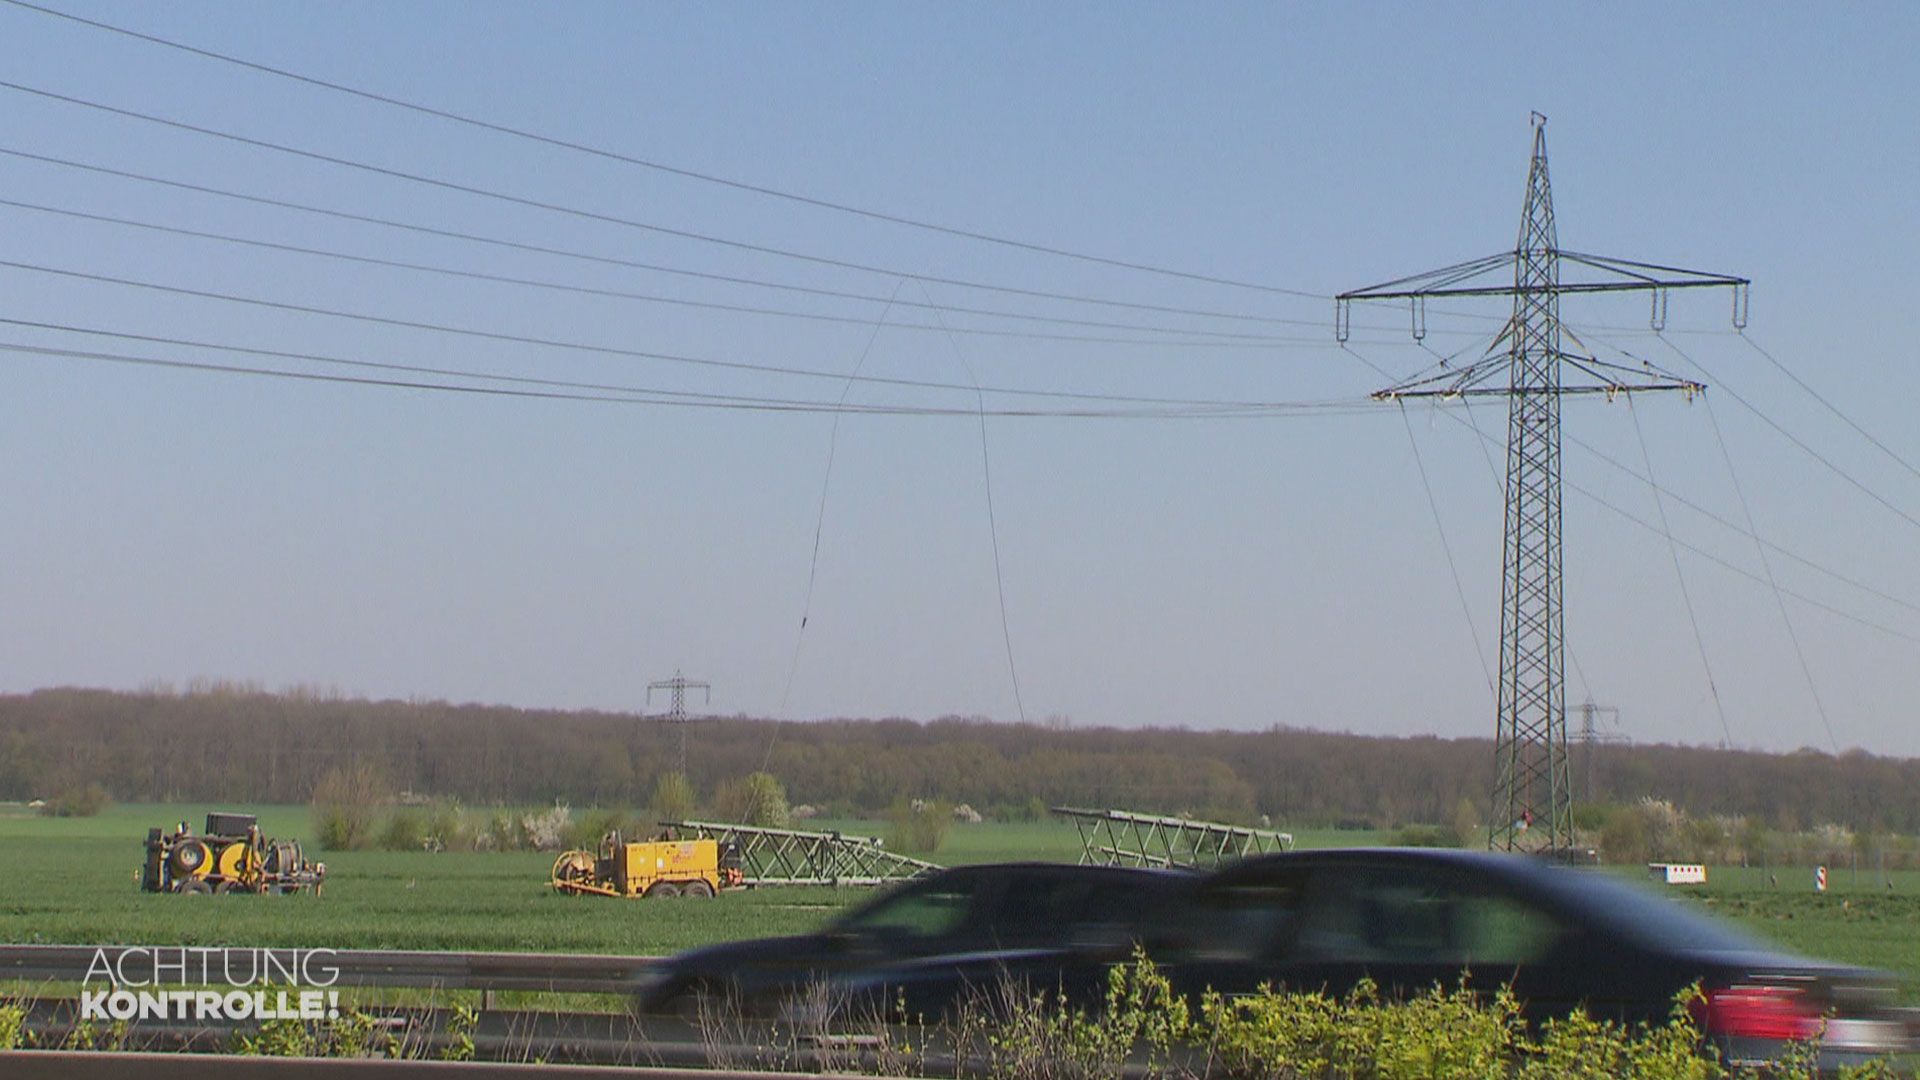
[
  {"x1": 834, "y1": 877, "x2": 983, "y2": 941},
  {"x1": 1453, "y1": 891, "x2": 1565, "y2": 966},
  {"x1": 980, "y1": 874, "x2": 1098, "y2": 944},
  {"x1": 1294, "y1": 866, "x2": 1566, "y2": 967},
  {"x1": 1186, "y1": 869, "x2": 1310, "y2": 961}
]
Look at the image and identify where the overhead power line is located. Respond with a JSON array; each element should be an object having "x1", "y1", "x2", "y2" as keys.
[
  {"x1": 1343, "y1": 343, "x2": 1920, "y2": 653},
  {"x1": 0, "y1": 336, "x2": 1389, "y2": 421},
  {"x1": 0, "y1": 257, "x2": 1368, "y2": 410},
  {"x1": 0, "y1": 156, "x2": 1427, "y2": 337},
  {"x1": 1617, "y1": 331, "x2": 1920, "y2": 538},
  {"x1": 1737, "y1": 332, "x2": 1920, "y2": 487},
  {"x1": 1627, "y1": 396, "x2": 1734, "y2": 750},
  {"x1": 0, "y1": 196, "x2": 1327, "y2": 350},
  {"x1": 1699, "y1": 390, "x2": 1841, "y2": 753},
  {"x1": 0, "y1": 78, "x2": 1345, "y2": 326},
  {"x1": 1564, "y1": 428, "x2": 1920, "y2": 620},
  {"x1": 1455, "y1": 392, "x2": 1920, "y2": 645},
  {"x1": 1, "y1": 0, "x2": 1320, "y2": 298},
  {"x1": 1563, "y1": 466, "x2": 1920, "y2": 647},
  {"x1": 1353, "y1": 340, "x2": 1920, "y2": 624}
]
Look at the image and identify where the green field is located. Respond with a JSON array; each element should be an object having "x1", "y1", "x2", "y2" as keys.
[{"x1": 0, "y1": 804, "x2": 1913, "y2": 1000}]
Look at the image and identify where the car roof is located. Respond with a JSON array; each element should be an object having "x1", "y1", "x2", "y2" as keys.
[{"x1": 1206, "y1": 847, "x2": 1789, "y2": 960}]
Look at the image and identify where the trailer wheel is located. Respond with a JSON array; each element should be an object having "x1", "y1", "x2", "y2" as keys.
[
  {"x1": 645, "y1": 882, "x2": 682, "y2": 899},
  {"x1": 214, "y1": 880, "x2": 241, "y2": 896},
  {"x1": 681, "y1": 880, "x2": 715, "y2": 899},
  {"x1": 178, "y1": 879, "x2": 212, "y2": 896}
]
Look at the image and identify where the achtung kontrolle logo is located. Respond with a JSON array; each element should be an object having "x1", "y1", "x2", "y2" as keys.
[{"x1": 80, "y1": 947, "x2": 341, "y2": 1022}]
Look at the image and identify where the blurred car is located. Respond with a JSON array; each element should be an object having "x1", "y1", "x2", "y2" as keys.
[
  {"x1": 640, "y1": 848, "x2": 1916, "y2": 1069},
  {"x1": 1162, "y1": 849, "x2": 1913, "y2": 1069},
  {"x1": 634, "y1": 861, "x2": 1193, "y2": 1018}
]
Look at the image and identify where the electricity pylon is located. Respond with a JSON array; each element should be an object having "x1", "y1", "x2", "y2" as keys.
[
  {"x1": 647, "y1": 670, "x2": 710, "y2": 777},
  {"x1": 1336, "y1": 115, "x2": 1747, "y2": 855},
  {"x1": 1575, "y1": 698, "x2": 1627, "y2": 804}
]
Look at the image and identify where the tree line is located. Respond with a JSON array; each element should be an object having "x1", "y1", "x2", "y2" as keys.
[{"x1": 1, "y1": 686, "x2": 1916, "y2": 834}]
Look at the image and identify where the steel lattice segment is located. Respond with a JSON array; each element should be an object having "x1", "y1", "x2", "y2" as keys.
[
  {"x1": 1337, "y1": 117, "x2": 1743, "y2": 860},
  {"x1": 1050, "y1": 806, "x2": 1293, "y2": 870},
  {"x1": 660, "y1": 819, "x2": 940, "y2": 887}
]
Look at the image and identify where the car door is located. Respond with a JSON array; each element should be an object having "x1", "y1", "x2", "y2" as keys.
[
  {"x1": 1285, "y1": 861, "x2": 1587, "y2": 1019},
  {"x1": 1161, "y1": 861, "x2": 1316, "y2": 1001}
]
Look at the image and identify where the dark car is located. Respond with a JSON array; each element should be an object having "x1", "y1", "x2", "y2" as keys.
[
  {"x1": 834, "y1": 849, "x2": 1914, "y2": 1068},
  {"x1": 1169, "y1": 849, "x2": 1911, "y2": 1068},
  {"x1": 634, "y1": 861, "x2": 1192, "y2": 1018}
]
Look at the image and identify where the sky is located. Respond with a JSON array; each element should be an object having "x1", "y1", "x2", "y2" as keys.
[{"x1": 0, "y1": 2, "x2": 1916, "y2": 756}]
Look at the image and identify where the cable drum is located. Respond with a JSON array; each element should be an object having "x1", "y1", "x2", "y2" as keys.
[{"x1": 168, "y1": 839, "x2": 210, "y2": 875}]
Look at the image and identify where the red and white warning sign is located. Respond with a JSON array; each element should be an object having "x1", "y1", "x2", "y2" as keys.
[{"x1": 1815, "y1": 865, "x2": 1828, "y2": 892}]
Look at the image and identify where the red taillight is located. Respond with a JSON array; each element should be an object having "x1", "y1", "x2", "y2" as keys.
[{"x1": 1690, "y1": 985, "x2": 1823, "y2": 1042}]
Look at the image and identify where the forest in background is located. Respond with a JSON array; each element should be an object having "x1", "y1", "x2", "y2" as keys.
[{"x1": 2, "y1": 685, "x2": 1916, "y2": 834}]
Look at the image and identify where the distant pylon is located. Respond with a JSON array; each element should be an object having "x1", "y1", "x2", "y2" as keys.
[
  {"x1": 1337, "y1": 115, "x2": 1747, "y2": 856},
  {"x1": 647, "y1": 670, "x2": 711, "y2": 777},
  {"x1": 1574, "y1": 698, "x2": 1626, "y2": 804}
]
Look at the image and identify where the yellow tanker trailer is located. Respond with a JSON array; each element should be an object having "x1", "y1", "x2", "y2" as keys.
[{"x1": 550, "y1": 831, "x2": 741, "y2": 898}]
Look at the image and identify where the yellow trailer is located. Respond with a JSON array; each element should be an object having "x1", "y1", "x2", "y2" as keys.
[
  {"x1": 140, "y1": 813, "x2": 326, "y2": 896},
  {"x1": 550, "y1": 832, "x2": 741, "y2": 898}
]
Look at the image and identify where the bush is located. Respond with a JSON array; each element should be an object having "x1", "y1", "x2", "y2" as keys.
[
  {"x1": 377, "y1": 810, "x2": 425, "y2": 852},
  {"x1": 311, "y1": 762, "x2": 388, "y2": 851},
  {"x1": 518, "y1": 803, "x2": 571, "y2": 851},
  {"x1": 40, "y1": 782, "x2": 111, "y2": 818},
  {"x1": 477, "y1": 811, "x2": 517, "y2": 852},
  {"x1": 423, "y1": 801, "x2": 468, "y2": 852},
  {"x1": 710, "y1": 772, "x2": 790, "y2": 827},
  {"x1": 988, "y1": 796, "x2": 1051, "y2": 823},
  {"x1": 648, "y1": 771, "x2": 696, "y2": 824},
  {"x1": 565, "y1": 807, "x2": 640, "y2": 850},
  {"x1": 741, "y1": 772, "x2": 790, "y2": 828},
  {"x1": 1391, "y1": 822, "x2": 1464, "y2": 848},
  {"x1": 888, "y1": 798, "x2": 952, "y2": 854}
]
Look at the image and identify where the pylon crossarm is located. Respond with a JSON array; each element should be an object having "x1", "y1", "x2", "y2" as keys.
[
  {"x1": 1338, "y1": 252, "x2": 1517, "y2": 300},
  {"x1": 1557, "y1": 250, "x2": 1749, "y2": 289},
  {"x1": 1341, "y1": 251, "x2": 1744, "y2": 303}
]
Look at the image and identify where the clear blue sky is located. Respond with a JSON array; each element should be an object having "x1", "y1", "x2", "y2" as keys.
[{"x1": 1, "y1": 2, "x2": 1916, "y2": 756}]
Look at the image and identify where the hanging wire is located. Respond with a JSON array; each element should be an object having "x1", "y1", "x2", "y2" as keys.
[
  {"x1": 920, "y1": 284, "x2": 1029, "y2": 724},
  {"x1": 1399, "y1": 401, "x2": 1494, "y2": 700},
  {"x1": 778, "y1": 281, "x2": 907, "y2": 722},
  {"x1": 1626, "y1": 396, "x2": 1735, "y2": 749},
  {"x1": 1693, "y1": 379, "x2": 1842, "y2": 753}
]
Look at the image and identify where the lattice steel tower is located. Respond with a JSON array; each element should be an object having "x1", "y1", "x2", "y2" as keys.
[
  {"x1": 1336, "y1": 115, "x2": 1748, "y2": 854},
  {"x1": 648, "y1": 670, "x2": 710, "y2": 777}
]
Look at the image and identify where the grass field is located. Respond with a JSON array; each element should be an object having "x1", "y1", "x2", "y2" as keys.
[{"x1": 0, "y1": 804, "x2": 1913, "y2": 1000}]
